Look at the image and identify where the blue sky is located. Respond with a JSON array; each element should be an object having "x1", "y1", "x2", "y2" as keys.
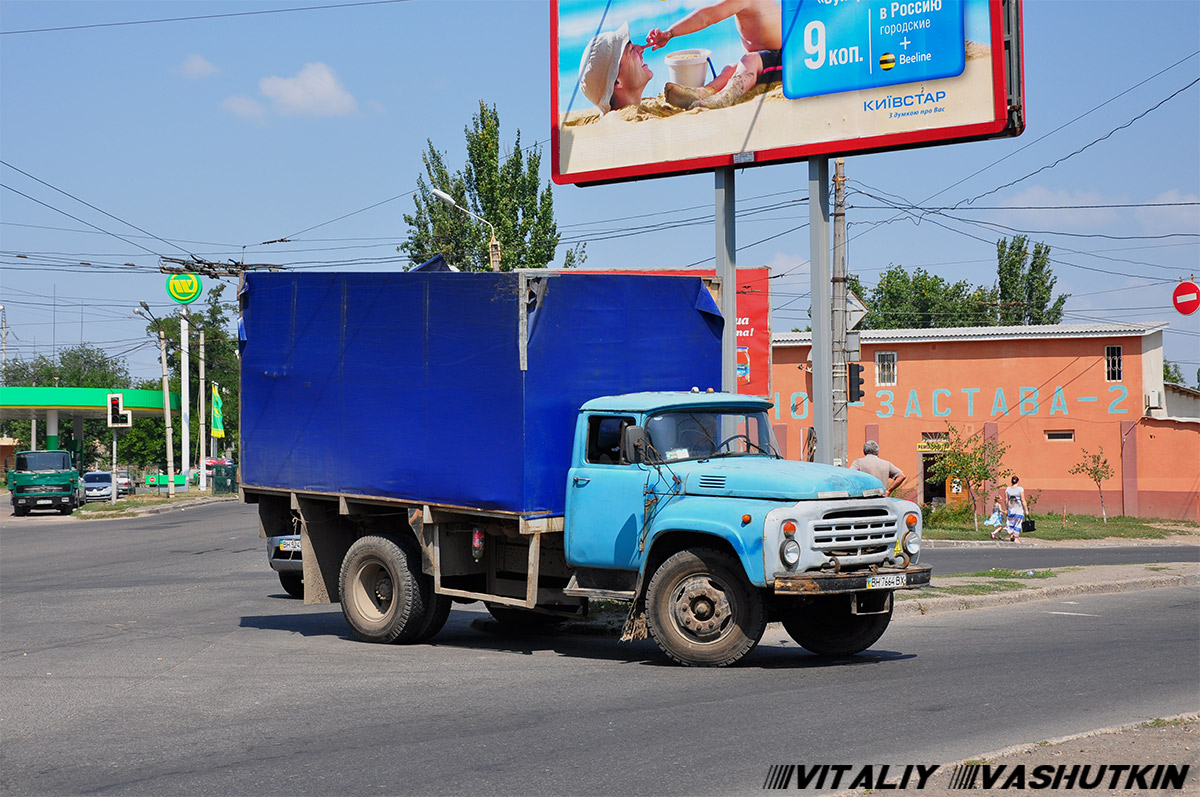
[{"x1": 1, "y1": 0, "x2": 1198, "y2": 384}]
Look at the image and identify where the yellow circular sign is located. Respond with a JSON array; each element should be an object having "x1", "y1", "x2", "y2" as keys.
[{"x1": 166, "y1": 273, "x2": 203, "y2": 304}]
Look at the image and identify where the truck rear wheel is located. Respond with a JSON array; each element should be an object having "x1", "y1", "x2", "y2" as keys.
[
  {"x1": 339, "y1": 534, "x2": 433, "y2": 644},
  {"x1": 646, "y1": 548, "x2": 765, "y2": 667},
  {"x1": 781, "y1": 596, "x2": 892, "y2": 657}
]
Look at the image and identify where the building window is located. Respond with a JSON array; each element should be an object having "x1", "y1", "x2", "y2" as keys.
[
  {"x1": 876, "y1": 351, "x2": 897, "y2": 386},
  {"x1": 1046, "y1": 430, "x2": 1075, "y2": 442},
  {"x1": 1105, "y1": 346, "x2": 1123, "y2": 382}
]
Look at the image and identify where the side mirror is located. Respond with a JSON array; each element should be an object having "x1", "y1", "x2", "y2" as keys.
[{"x1": 621, "y1": 426, "x2": 647, "y2": 464}]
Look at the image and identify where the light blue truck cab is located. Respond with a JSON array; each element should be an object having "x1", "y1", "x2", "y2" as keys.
[{"x1": 563, "y1": 391, "x2": 930, "y2": 666}]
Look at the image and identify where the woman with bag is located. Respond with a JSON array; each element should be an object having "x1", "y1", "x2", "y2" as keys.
[{"x1": 1005, "y1": 475, "x2": 1028, "y2": 543}]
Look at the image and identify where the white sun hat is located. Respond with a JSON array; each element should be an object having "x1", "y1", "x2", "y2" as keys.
[{"x1": 578, "y1": 21, "x2": 630, "y2": 114}]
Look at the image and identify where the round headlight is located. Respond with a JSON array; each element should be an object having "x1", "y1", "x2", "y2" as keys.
[
  {"x1": 780, "y1": 538, "x2": 801, "y2": 568},
  {"x1": 902, "y1": 531, "x2": 921, "y2": 556}
]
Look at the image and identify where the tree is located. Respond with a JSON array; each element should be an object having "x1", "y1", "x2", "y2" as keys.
[
  {"x1": 849, "y1": 267, "x2": 996, "y2": 329},
  {"x1": 996, "y1": 235, "x2": 1068, "y2": 325},
  {"x1": 1164, "y1": 360, "x2": 1186, "y2": 386},
  {"x1": 1068, "y1": 447, "x2": 1114, "y2": 522},
  {"x1": 400, "y1": 101, "x2": 584, "y2": 271},
  {"x1": 848, "y1": 236, "x2": 1068, "y2": 330},
  {"x1": 927, "y1": 424, "x2": 1013, "y2": 532}
]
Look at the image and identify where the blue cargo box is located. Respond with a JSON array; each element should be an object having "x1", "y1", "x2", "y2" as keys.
[{"x1": 239, "y1": 271, "x2": 723, "y2": 516}]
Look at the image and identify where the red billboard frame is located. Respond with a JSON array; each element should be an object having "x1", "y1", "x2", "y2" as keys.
[{"x1": 551, "y1": 0, "x2": 1024, "y2": 186}]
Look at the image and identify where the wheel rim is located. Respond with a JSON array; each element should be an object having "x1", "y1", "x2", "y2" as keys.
[
  {"x1": 669, "y1": 574, "x2": 733, "y2": 642},
  {"x1": 348, "y1": 560, "x2": 394, "y2": 623}
]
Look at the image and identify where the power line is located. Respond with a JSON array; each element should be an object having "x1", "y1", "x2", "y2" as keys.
[
  {"x1": 0, "y1": 0, "x2": 412, "y2": 35},
  {"x1": 1, "y1": 160, "x2": 195, "y2": 257}
]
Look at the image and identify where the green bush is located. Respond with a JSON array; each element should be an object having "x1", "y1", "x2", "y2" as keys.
[{"x1": 926, "y1": 500, "x2": 976, "y2": 528}]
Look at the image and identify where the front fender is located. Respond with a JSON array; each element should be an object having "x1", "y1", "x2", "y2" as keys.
[{"x1": 644, "y1": 496, "x2": 788, "y2": 587}]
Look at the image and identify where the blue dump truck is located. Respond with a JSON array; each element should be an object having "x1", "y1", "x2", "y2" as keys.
[{"x1": 240, "y1": 271, "x2": 930, "y2": 666}]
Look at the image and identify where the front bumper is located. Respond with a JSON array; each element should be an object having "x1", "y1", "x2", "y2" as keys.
[
  {"x1": 773, "y1": 564, "x2": 931, "y2": 595},
  {"x1": 13, "y1": 494, "x2": 74, "y2": 507},
  {"x1": 268, "y1": 535, "x2": 302, "y2": 574}
]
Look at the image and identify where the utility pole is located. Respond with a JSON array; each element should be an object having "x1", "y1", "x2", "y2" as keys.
[
  {"x1": 180, "y1": 308, "x2": 190, "y2": 490},
  {"x1": 198, "y1": 328, "x2": 206, "y2": 492},
  {"x1": 832, "y1": 158, "x2": 848, "y2": 467},
  {"x1": 157, "y1": 328, "x2": 176, "y2": 498},
  {"x1": 809, "y1": 158, "x2": 833, "y2": 464}
]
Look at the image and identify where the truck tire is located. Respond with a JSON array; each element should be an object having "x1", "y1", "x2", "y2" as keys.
[
  {"x1": 781, "y1": 596, "x2": 892, "y2": 657},
  {"x1": 413, "y1": 592, "x2": 452, "y2": 642},
  {"x1": 14, "y1": 505, "x2": 29, "y2": 517},
  {"x1": 339, "y1": 534, "x2": 433, "y2": 644},
  {"x1": 646, "y1": 547, "x2": 766, "y2": 667},
  {"x1": 278, "y1": 571, "x2": 304, "y2": 599}
]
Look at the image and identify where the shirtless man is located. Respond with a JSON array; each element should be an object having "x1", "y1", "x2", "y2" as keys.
[
  {"x1": 647, "y1": 0, "x2": 783, "y2": 110},
  {"x1": 579, "y1": 21, "x2": 726, "y2": 114}
]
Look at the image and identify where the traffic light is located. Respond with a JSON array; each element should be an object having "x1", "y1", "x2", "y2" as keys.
[
  {"x1": 107, "y1": 393, "x2": 131, "y2": 427},
  {"x1": 847, "y1": 363, "x2": 866, "y2": 403}
]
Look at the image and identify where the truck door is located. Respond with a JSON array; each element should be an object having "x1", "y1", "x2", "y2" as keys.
[{"x1": 565, "y1": 414, "x2": 647, "y2": 570}]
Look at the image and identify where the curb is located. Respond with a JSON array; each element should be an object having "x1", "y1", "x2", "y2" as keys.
[
  {"x1": 73, "y1": 495, "x2": 239, "y2": 519},
  {"x1": 895, "y1": 571, "x2": 1200, "y2": 617}
]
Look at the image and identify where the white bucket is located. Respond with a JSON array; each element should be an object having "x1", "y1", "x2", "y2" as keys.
[{"x1": 666, "y1": 49, "x2": 711, "y2": 88}]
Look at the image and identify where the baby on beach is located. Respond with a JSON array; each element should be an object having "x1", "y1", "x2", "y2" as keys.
[{"x1": 647, "y1": 0, "x2": 783, "y2": 110}]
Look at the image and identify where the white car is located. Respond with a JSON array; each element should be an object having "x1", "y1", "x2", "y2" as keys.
[
  {"x1": 83, "y1": 471, "x2": 114, "y2": 502},
  {"x1": 115, "y1": 471, "x2": 135, "y2": 496}
]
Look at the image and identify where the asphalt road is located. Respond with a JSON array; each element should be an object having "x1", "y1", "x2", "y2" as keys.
[
  {"x1": 924, "y1": 543, "x2": 1200, "y2": 575},
  {"x1": 2, "y1": 502, "x2": 1197, "y2": 796}
]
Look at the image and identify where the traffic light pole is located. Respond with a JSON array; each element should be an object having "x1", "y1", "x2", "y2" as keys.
[{"x1": 809, "y1": 158, "x2": 833, "y2": 465}]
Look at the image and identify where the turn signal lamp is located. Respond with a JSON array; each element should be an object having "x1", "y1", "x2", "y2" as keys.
[
  {"x1": 905, "y1": 512, "x2": 919, "y2": 530},
  {"x1": 782, "y1": 521, "x2": 797, "y2": 537},
  {"x1": 741, "y1": 514, "x2": 752, "y2": 525}
]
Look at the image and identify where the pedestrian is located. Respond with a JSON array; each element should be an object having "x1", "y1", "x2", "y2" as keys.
[
  {"x1": 1005, "y1": 475, "x2": 1028, "y2": 543},
  {"x1": 985, "y1": 497, "x2": 1004, "y2": 539},
  {"x1": 849, "y1": 440, "x2": 905, "y2": 496}
]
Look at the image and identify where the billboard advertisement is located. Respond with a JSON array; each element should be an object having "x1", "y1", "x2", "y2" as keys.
[{"x1": 552, "y1": 0, "x2": 1023, "y2": 185}]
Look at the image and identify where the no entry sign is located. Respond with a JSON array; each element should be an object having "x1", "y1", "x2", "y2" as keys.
[{"x1": 1173, "y1": 280, "x2": 1200, "y2": 316}]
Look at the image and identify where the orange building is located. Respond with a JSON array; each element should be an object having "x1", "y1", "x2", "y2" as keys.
[{"x1": 770, "y1": 323, "x2": 1200, "y2": 522}]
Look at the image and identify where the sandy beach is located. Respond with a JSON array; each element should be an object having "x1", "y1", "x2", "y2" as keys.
[{"x1": 558, "y1": 43, "x2": 996, "y2": 178}]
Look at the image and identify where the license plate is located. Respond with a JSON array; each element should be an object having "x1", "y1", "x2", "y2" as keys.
[
  {"x1": 280, "y1": 539, "x2": 301, "y2": 552},
  {"x1": 866, "y1": 573, "x2": 905, "y2": 590},
  {"x1": 36, "y1": 498, "x2": 52, "y2": 505}
]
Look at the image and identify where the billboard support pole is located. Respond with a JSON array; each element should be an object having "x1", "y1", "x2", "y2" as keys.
[
  {"x1": 716, "y1": 166, "x2": 737, "y2": 393},
  {"x1": 809, "y1": 157, "x2": 833, "y2": 465}
]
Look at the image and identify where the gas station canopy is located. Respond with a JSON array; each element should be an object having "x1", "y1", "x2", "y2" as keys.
[{"x1": 0, "y1": 386, "x2": 181, "y2": 421}]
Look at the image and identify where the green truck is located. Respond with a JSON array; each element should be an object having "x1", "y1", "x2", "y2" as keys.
[{"x1": 7, "y1": 450, "x2": 83, "y2": 516}]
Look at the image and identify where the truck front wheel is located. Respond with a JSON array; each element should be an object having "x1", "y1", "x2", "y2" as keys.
[
  {"x1": 781, "y1": 596, "x2": 892, "y2": 657},
  {"x1": 646, "y1": 548, "x2": 766, "y2": 667},
  {"x1": 339, "y1": 534, "x2": 433, "y2": 644}
]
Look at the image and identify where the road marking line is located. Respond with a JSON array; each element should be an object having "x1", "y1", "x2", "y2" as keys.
[{"x1": 1044, "y1": 610, "x2": 1101, "y2": 617}]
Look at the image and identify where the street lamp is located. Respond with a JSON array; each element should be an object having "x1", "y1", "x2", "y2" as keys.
[
  {"x1": 134, "y1": 304, "x2": 176, "y2": 499},
  {"x1": 431, "y1": 188, "x2": 501, "y2": 272}
]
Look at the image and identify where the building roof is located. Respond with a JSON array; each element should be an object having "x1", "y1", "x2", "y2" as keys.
[
  {"x1": 773, "y1": 322, "x2": 1169, "y2": 346},
  {"x1": 1166, "y1": 381, "x2": 1200, "y2": 399}
]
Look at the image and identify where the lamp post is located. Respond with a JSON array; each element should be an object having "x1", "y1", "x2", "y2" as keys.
[
  {"x1": 431, "y1": 188, "x2": 501, "y2": 272},
  {"x1": 135, "y1": 303, "x2": 176, "y2": 499}
]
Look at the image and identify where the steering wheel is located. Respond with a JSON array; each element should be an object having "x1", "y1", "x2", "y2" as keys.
[{"x1": 716, "y1": 433, "x2": 753, "y2": 453}]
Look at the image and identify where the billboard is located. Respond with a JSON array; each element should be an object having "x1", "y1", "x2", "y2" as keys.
[{"x1": 552, "y1": 0, "x2": 1023, "y2": 185}]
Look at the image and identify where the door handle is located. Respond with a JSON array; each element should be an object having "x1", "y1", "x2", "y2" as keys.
[{"x1": 573, "y1": 476, "x2": 590, "y2": 486}]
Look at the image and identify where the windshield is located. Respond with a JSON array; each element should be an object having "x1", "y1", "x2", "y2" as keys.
[
  {"x1": 84, "y1": 473, "x2": 112, "y2": 484},
  {"x1": 644, "y1": 408, "x2": 779, "y2": 463},
  {"x1": 15, "y1": 452, "x2": 72, "y2": 471}
]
